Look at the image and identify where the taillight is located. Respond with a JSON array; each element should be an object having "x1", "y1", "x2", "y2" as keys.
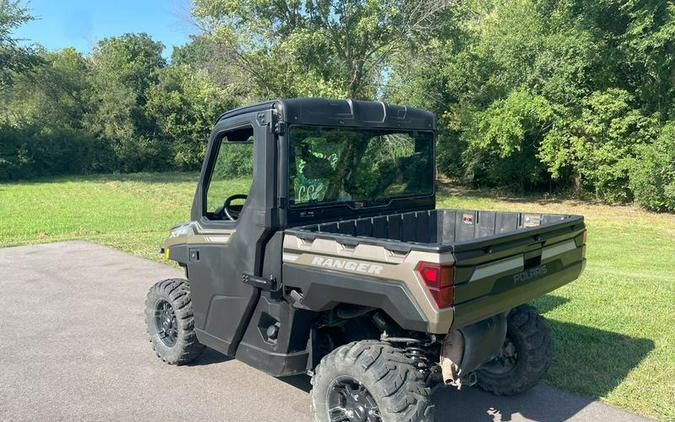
[{"x1": 416, "y1": 261, "x2": 454, "y2": 308}]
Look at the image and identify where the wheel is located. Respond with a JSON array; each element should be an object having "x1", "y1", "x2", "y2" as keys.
[
  {"x1": 476, "y1": 305, "x2": 552, "y2": 396},
  {"x1": 310, "y1": 340, "x2": 434, "y2": 422},
  {"x1": 145, "y1": 278, "x2": 205, "y2": 364}
]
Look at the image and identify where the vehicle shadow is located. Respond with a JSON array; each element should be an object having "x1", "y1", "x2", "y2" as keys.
[
  {"x1": 433, "y1": 321, "x2": 653, "y2": 421},
  {"x1": 282, "y1": 373, "x2": 313, "y2": 393},
  {"x1": 434, "y1": 383, "x2": 590, "y2": 422},
  {"x1": 279, "y1": 318, "x2": 653, "y2": 422},
  {"x1": 187, "y1": 348, "x2": 233, "y2": 366}
]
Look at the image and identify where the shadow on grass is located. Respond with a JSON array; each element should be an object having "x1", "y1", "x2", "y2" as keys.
[
  {"x1": 546, "y1": 320, "x2": 655, "y2": 399},
  {"x1": 279, "y1": 317, "x2": 654, "y2": 421},
  {"x1": 531, "y1": 294, "x2": 570, "y2": 314}
]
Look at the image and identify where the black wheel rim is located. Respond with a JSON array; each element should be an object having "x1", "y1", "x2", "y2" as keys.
[
  {"x1": 155, "y1": 300, "x2": 178, "y2": 347},
  {"x1": 326, "y1": 377, "x2": 381, "y2": 422},
  {"x1": 481, "y1": 336, "x2": 519, "y2": 375}
]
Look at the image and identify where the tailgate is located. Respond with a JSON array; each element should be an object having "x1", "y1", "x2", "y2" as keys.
[{"x1": 450, "y1": 216, "x2": 586, "y2": 329}]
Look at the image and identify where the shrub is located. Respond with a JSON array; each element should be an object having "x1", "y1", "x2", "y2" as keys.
[
  {"x1": 0, "y1": 124, "x2": 113, "y2": 180},
  {"x1": 436, "y1": 129, "x2": 466, "y2": 180},
  {"x1": 540, "y1": 89, "x2": 660, "y2": 202},
  {"x1": 213, "y1": 143, "x2": 254, "y2": 179},
  {"x1": 629, "y1": 123, "x2": 675, "y2": 212},
  {"x1": 461, "y1": 91, "x2": 554, "y2": 191}
]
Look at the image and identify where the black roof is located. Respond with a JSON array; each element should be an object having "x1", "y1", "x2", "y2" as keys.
[{"x1": 217, "y1": 98, "x2": 435, "y2": 131}]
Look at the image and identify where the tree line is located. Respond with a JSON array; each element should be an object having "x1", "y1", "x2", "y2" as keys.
[{"x1": 1, "y1": 0, "x2": 673, "y2": 211}]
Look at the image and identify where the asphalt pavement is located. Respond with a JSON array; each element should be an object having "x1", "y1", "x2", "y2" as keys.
[{"x1": 0, "y1": 241, "x2": 654, "y2": 422}]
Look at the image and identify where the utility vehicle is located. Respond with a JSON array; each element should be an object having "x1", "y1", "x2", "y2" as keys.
[{"x1": 145, "y1": 98, "x2": 586, "y2": 422}]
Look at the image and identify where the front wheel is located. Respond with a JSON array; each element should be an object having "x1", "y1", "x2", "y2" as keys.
[
  {"x1": 476, "y1": 305, "x2": 552, "y2": 396},
  {"x1": 310, "y1": 340, "x2": 434, "y2": 422},
  {"x1": 145, "y1": 278, "x2": 205, "y2": 364}
]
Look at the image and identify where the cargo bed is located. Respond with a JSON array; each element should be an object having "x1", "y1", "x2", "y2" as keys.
[
  {"x1": 286, "y1": 208, "x2": 586, "y2": 329},
  {"x1": 287, "y1": 209, "x2": 583, "y2": 253}
]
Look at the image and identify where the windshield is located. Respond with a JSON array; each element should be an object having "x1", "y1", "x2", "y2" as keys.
[{"x1": 288, "y1": 126, "x2": 434, "y2": 207}]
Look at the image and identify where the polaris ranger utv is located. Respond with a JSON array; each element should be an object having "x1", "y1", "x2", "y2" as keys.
[{"x1": 145, "y1": 98, "x2": 586, "y2": 421}]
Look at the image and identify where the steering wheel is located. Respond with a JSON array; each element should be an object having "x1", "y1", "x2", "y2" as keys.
[{"x1": 221, "y1": 194, "x2": 248, "y2": 221}]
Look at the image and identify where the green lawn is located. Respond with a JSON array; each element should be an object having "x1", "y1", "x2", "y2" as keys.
[{"x1": 1, "y1": 172, "x2": 673, "y2": 420}]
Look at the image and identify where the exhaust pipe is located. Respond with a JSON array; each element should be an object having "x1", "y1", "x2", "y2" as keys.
[{"x1": 439, "y1": 314, "x2": 507, "y2": 389}]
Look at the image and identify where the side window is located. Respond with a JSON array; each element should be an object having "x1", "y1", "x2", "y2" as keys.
[{"x1": 205, "y1": 126, "x2": 254, "y2": 221}]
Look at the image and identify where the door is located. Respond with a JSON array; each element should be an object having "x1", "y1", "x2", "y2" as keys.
[{"x1": 185, "y1": 110, "x2": 277, "y2": 356}]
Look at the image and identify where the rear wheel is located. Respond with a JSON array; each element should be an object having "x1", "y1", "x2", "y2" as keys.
[
  {"x1": 310, "y1": 340, "x2": 434, "y2": 422},
  {"x1": 145, "y1": 278, "x2": 205, "y2": 364},
  {"x1": 476, "y1": 305, "x2": 552, "y2": 396}
]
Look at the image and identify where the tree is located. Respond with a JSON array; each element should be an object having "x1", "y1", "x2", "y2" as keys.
[
  {"x1": 0, "y1": 48, "x2": 111, "y2": 180},
  {"x1": 192, "y1": 0, "x2": 454, "y2": 99},
  {"x1": 90, "y1": 33, "x2": 166, "y2": 97},
  {"x1": 2, "y1": 48, "x2": 91, "y2": 128},
  {"x1": 463, "y1": 90, "x2": 555, "y2": 191},
  {"x1": 0, "y1": 0, "x2": 42, "y2": 88},
  {"x1": 85, "y1": 33, "x2": 168, "y2": 172},
  {"x1": 584, "y1": 0, "x2": 675, "y2": 119},
  {"x1": 145, "y1": 64, "x2": 235, "y2": 169},
  {"x1": 386, "y1": 0, "x2": 674, "y2": 209},
  {"x1": 1, "y1": 0, "x2": 673, "y2": 212},
  {"x1": 540, "y1": 89, "x2": 660, "y2": 202}
]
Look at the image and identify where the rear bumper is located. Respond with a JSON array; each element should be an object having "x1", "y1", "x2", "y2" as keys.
[{"x1": 450, "y1": 258, "x2": 585, "y2": 329}]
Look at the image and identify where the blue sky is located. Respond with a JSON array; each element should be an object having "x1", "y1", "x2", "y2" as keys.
[{"x1": 15, "y1": 0, "x2": 196, "y2": 58}]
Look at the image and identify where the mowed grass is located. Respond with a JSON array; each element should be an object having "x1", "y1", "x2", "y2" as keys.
[
  {"x1": 0, "y1": 172, "x2": 251, "y2": 259},
  {"x1": 1, "y1": 173, "x2": 673, "y2": 420}
]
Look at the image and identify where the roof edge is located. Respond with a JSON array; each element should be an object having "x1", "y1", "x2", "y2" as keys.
[{"x1": 216, "y1": 98, "x2": 435, "y2": 131}]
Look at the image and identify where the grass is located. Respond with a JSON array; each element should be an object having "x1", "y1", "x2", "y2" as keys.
[{"x1": 1, "y1": 172, "x2": 673, "y2": 420}]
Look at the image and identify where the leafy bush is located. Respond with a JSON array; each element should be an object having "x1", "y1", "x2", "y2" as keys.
[
  {"x1": 212, "y1": 143, "x2": 254, "y2": 179},
  {"x1": 540, "y1": 89, "x2": 660, "y2": 202},
  {"x1": 0, "y1": 124, "x2": 113, "y2": 180},
  {"x1": 629, "y1": 123, "x2": 675, "y2": 212},
  {"x1": 436, "y1": 130, "x2": 466, "y2": 180},
  {"x1": 461, "y1": 91, "x2": 554, "y2": 191},
  {"x1": 108, "y1": 135, "x2": 171, "y2": 173}
]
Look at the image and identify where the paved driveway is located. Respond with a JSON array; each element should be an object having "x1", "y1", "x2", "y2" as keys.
[{"x1": 0, "y1": 241, "x2": 653, "y2": 421}]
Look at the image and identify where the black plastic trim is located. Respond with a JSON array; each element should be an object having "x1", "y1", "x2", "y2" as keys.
[
  {"x1": 459, "y1": 313, "x2": 507, "y2": 374},
  {"x1": 235, "y1": 341, "x2": 310, "y2": 377},
  {"x1": 195, "y1": 328, "x2": 233, "y2": 352},
  {"x1": 283, "y1": 263, "x2": 428, "y2": 332},
  {"x1": 217, "y1": 98, "x2": 436, "y2": 130}
]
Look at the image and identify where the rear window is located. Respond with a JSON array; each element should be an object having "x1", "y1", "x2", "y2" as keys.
[{"x1": 288, "y1": 126, "x2": 434, "y2": 207}]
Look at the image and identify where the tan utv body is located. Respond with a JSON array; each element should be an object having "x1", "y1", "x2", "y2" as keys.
[{"x1": 148, "y1": 98, "x2": 586, "y2": 422}]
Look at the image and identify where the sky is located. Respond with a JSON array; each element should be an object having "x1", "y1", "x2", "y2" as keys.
[{"x1": 15, "y1": 0, "x2": 196, "y2": 58}]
